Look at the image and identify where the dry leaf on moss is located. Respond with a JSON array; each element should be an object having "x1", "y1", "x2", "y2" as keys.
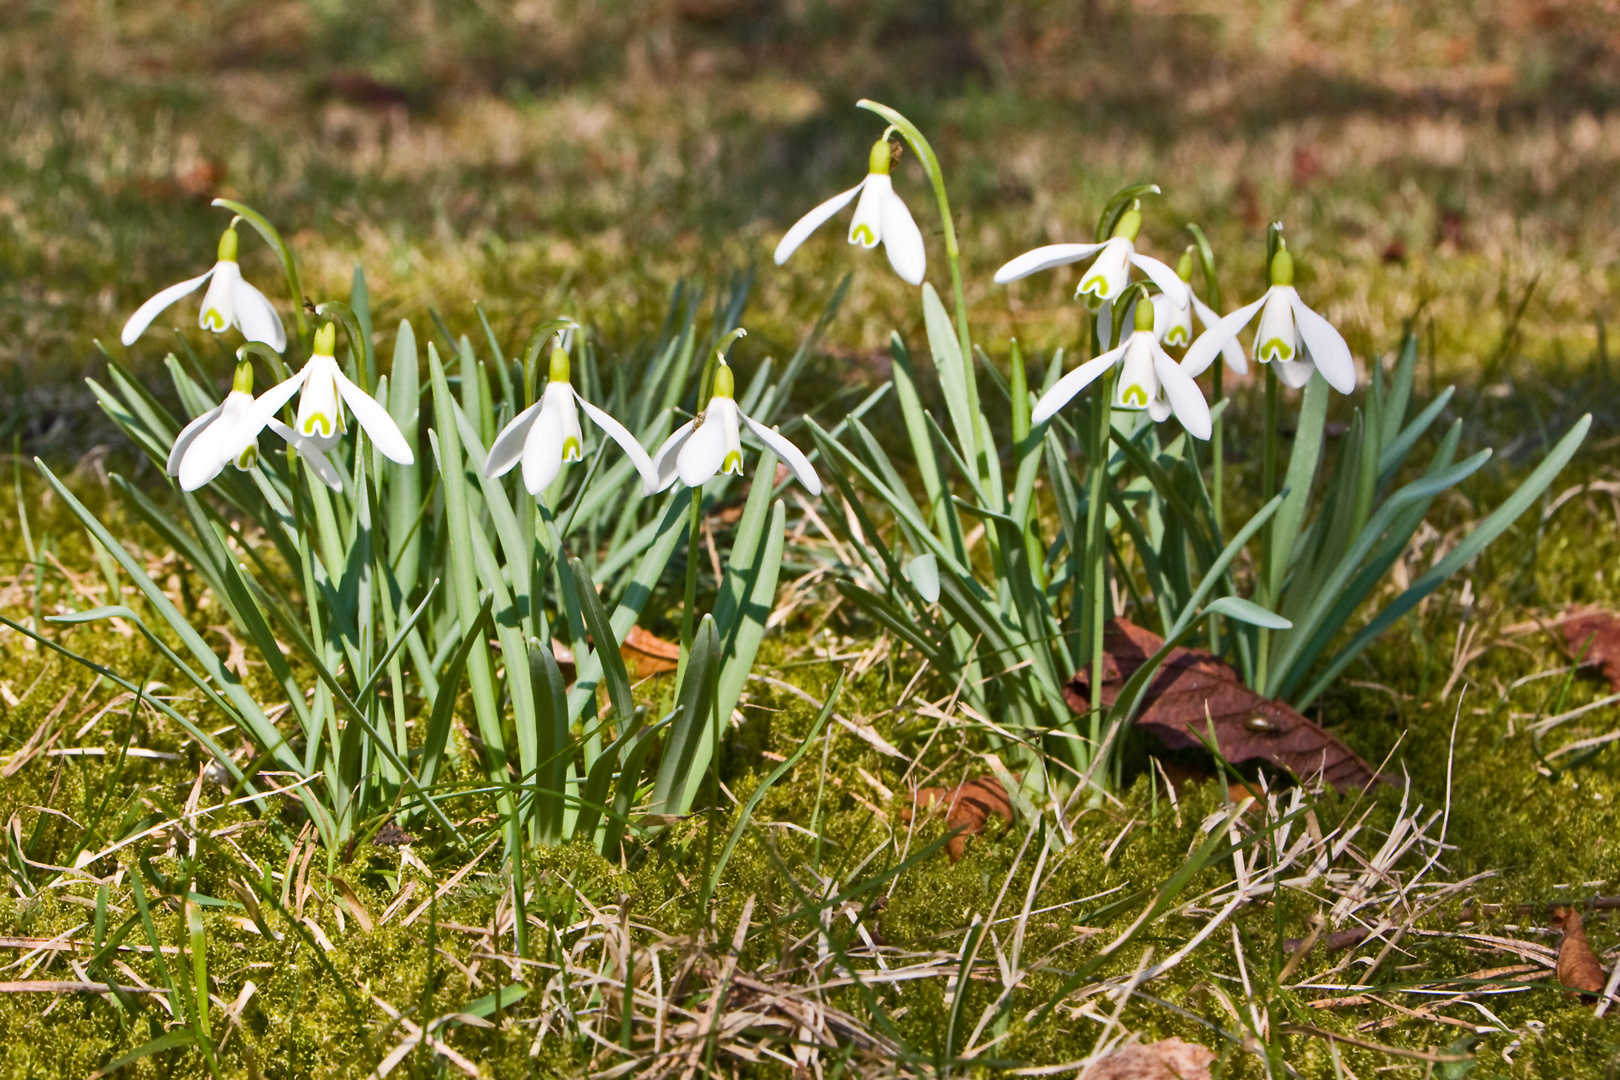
[
  {"x1": 1562, "y1": 609, "x2": 1620, "y2": 691},
  {"x1": 1552, "y1": 906, "x2": 1607, "y2": 996},
  {"x1": 903, "y1": 775, "x2": 1013, "y2": 861},
  {"x1": 1087, "y1": 1037, "x2": 1216, "y2": 1080},
  {"x1": 622, "y1": 625, "x2": 681, "y2": 679},
  {"x1": 1066, "y1": 618, "x2": 1383, "y2": 791}
]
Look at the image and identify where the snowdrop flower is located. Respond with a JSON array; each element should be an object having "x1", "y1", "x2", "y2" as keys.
[
  {"x1": 485, "y1": 347, "x2": 655, "y2": 497},
  {"x1": 994, "y1": 204, "x2": 1190, "y2": 310},
  {"x1": 648, "y1": 361, "x2": 821, "y2": 495},
  {"x1": 773, "y1": 138, "x2": 926, "y2": 286},
  {"x1": 1151, "y1": 248, "x2": 1248, "y2": 375},
  {"x1": 1031, "y1": 300, "x2": 1211, "y2": 439},
  {"x1": 1183, "y1": 245, "x2": 1353, "y2": 392},
  {"x1": 169, "y1": 360, "x2": 343, "y2": 491},
  {"x1": 236, "y1": 322, "x2": 415, "y2": 465},
  {"x1": 121, "y1": 224, "x2": 286, "y2": 352}
]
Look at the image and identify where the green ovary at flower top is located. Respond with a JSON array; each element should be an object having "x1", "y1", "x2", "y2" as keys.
[
  {"x1": 168, "y1": 356, "x2": 344, "y2": 492},
  {"x1": 120, "y1": 221, "x2": 287, "y2": 352},
  {"x1": 234, "y1": 321, "x2": 415, "y2": 464},
  {"x1": 1183, "y1": 241, "x2": 1354, "y2": 393},
  {"x1": 1030, "y1": 296, "x2": 1212, "y2": 439},
  {"x1": 994, "y1": 201, "x2": 1190, "y2": 309},
  {"x1": 773, "y1": 136, "x2": 926, "y2": 286},
  {"x1": 484, "y1": 345, "x2": 656, "y2": 498},
  {"x1": 648, "y1": 353, "x2": 822, "y2": 495}
]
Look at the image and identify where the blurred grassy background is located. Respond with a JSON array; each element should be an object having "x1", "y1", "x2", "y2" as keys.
[{"x1": 4, "y1": 0, "x2": 1619, "y2": 453}]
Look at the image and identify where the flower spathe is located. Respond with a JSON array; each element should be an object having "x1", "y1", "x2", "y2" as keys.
[
  {"x1": 121, "y1": 226, "x2": 287, "y2": 352},
  {"x1": 169, "y1": 360, "x2": 344, "y2": 492},
  {"x1": 1182, "y1": 247, "x2": 1353, "y2": 392},
  {"x1": 234, "y1": 322, "x2": 415, "y2": 466},
  {"x1": 648, "y1": 362, "x2": 821, "y2": 495},
  {"x1": 1030, "y1": 301, "x2": 1211, "y2": 440},
  {"x1": 993, "y1": 206, "x2": 1190, "y2": 309},
  {"x1": 485, "y1": 347, "x2": 656, "y2": 497},
  {"x1": 773, "y1": 138, "x2": 926, "y2": 286}
]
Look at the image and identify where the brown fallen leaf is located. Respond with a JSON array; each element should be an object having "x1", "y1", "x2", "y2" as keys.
[
  {"x1": 1087, "y1": 1037, "x2": 1216, "y2": 1080},
  {"x1": 1551, "y1": 906, "x2": 1608, "y2": 996},
  {"x1": 903, "y1": 776, "x2": 1013, "y2": 862},
  {"x1": 622, "y1": 625, "x2": 681, "y2": 679},
  {"x1": 1562, "y1": 609, "x2": 1620, "y2": 691},
  {"x1": 1065, "y1": 618, "x2": 1383, "y2": 791}
]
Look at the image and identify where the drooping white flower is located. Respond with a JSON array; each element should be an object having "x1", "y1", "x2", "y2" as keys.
[
  {"x1": 1182, "y1": 246, "x2": 1353, "y2": 392},
  {"x1": 169, "y1": 360, "x2": 343, "y2": 491},
  {"x1": 648, "y1": 362, "x2": 821, "y2": 495},
  {"x1": 1030, "y1": 300, "x2": 1211, "y2": 439},
  {"x1": 994, "y1": 204, "x2": 1190, "y2": 309},
  {"x1": 484, "y1": 347, "x2": 655, "y2": 497},
  {"x1": 773, "y1": 138, "x2": 926, "y2": 286},
  {"x1": 233, "y1": 322, "x2": 415, "y2": 465},
  {"x1": 1150, "y1": 248, "x2": 1248, "y2": 375},
  {"x1": 121, "y1": 225, "x2": 286, "y2": 352}
]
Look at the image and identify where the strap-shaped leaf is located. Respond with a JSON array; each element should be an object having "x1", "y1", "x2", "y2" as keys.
[
  {"x1": 651, "y1": 615, "x2": 719, "y2": 814},
  {"x1": 1296, "y1": 414, "x2": 1590, "y2": 709}
]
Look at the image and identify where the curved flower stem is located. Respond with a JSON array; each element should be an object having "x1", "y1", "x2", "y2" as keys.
[
  {"x1": 212, "y1": 198, "x2": 310, "y2": 350},
  {"x1": 856, "y1": 101, "x2": 980, "y2": 450}
]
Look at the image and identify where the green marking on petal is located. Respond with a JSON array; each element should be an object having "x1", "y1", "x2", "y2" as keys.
[
  {"x1": 1121, "y1": 384, "x2": 1149, "y2": 408},
  {"x1": 722, "y1": 450, "x2": 743, "y2": 475},
  {"x1": 1259, "y1": 338, "x2": 1293, "y2": 362},
  {"x1": 302, "y1": 412, "x2": 335, "y2": 438},
  {"x1": 234, "y1": 443, "x2": 258, "y2": 472},
  {"x1": 1165, "y1": 326, "x2": 1189, "y2": 346},
  {"x1": 850, "y1": 224, "x2": 875, "y2": 246},
  {"x1": 562, "y1": 437, "x2": 582, "y2": 461},
  {"x1": 203, "y1": 308, "x2": 226, "y2": 331}
]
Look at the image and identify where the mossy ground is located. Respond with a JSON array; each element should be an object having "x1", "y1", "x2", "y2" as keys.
[{"x1": 5, "y1": 2, "x2": 1620, "y2": 1076}]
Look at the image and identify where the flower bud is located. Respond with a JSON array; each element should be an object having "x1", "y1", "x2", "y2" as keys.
[
  {"x1": 313, "y1": 321, "x2": 336, "y2": 357},
  {"x1": 1269, "y1": 247, "x2": 1294, "y2": 287},
  {"x1": 868, "y1": 139, "x2": 892, "y2": 176},
  {"x1": 217, "y1": 227, "x2": 239, "y2": 263},
  {"x1": 548, "y1": 347, "x2": 571, "y2": 384}
]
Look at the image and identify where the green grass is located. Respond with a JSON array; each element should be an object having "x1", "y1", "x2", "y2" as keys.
[{"x1": 4, "y1": 2, "x2": 1620, "y2": 1076}]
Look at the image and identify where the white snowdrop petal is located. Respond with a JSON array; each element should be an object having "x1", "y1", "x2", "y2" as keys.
[
  {"x1": 1193, "y1": 295, "x2": 1248, "y2": 376},
  {"x1": 1154, "y1": 346, "x2": 1212, "y2": 440},
  {"x1": 649, "y1": 419, "x2": 697, "y2": 494},
  {"x1": 741, "y1": 414, "x2": 821, "y2": 495},
  {"x1": 576, "y1": 392, "x2": 656, "y2": 492},
  {"x1": 231, "y1": 277, "x2": 286, "y2": 352},
  {"x1": 485, "y1": 400, "x2": 544, "y2": 479},
  {"x1": 198, "y1": 262, "x2": 239, "y2": 334},
  {"x1": 1130, "y1": 253, "x2": 1192, "y2": 309},
  {"x1": 1276, "y1": 357, "x2": 1317, "y2": 389},
  {"x1": 1030, "y1": 344, "x2": 1127, "y2": 426},
  {"x1": 879, "y1": 189, "x2": 926, "y2": 286},
  {"x1": 334, "y1": 369, "x2": 414, "y2": 463},
  {"x1": 268, "y1": 419, "x2": 344, "y2": 491},
  {"x1": 677, "y1": 406, "x2": 733, "y2": 488},
  {"x1": 521, "y1": 400, "x2": 567, "y2": 496},
  {"x1": 1289, "y1": 291, "x2": 1356, "y2": 393},
  {"x1": 847, "y1": 175, "x2": 889, "y2": 249},
  {"x1": 167, "y1": 403, "x2": 224, "y2": 476},
  {"x1": 122, "y1": 269, "x2": 214, "y2": 346},
  {"x1": 1183, "y1": 292, "x2": 1268, "y2": 377},
  {"x1": 993, "y1": 242, "x2": 1106, "y2": 284},
  {"x1": 774, "y1": 181, "x2": 865, "y2": 265}
]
